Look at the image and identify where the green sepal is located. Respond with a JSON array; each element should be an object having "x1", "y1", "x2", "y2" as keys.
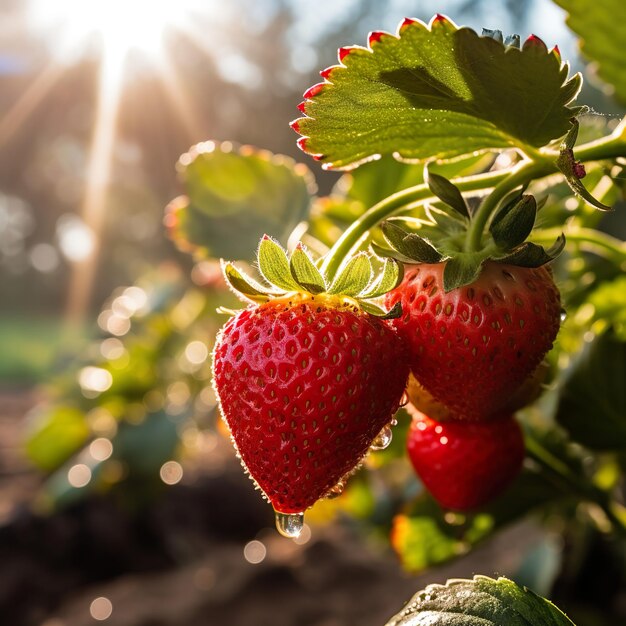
[
  {"x1": 443, "y1": 254, "x2": 483, "y2": 292},
  {"x1": 382, "y1": 221, "x2": 443, "y2": 264},
  {"x1": 222, "y1": 262, "x2": 270, "y2": 303},
  {"x1": 359, "y1": 300, "x2": 403, "y2": 320},
  {"x1": 370, "y1": 242, "x2": 416, "y2": 265},
  {"x1": 290, "y1": 243, "x2": 326, "y2": 293},
  {"x1": 258, "y1": 236, "x2": 300, "y2": 291},
  {"x1": 327, "y1": 253, "x2": 373, "y2": 296},
  {"x1": 490, "y1": 194, "x2": 537, "y2": 250},
  {"x1": 556, "y1": 119, "x2": 612, "y2": 211},
  {"x1": 424, "y1": 204, "x2": 465, "y2": 235},
  {"x1": 495, "y1": 235, "x2": 566, "y2": 267},
  {"x1": 425, "y1": 169, "x2": 470, "y2": 219},
  {"x1": 360, "y1": 258, "x2": 403, "y2": 299}
]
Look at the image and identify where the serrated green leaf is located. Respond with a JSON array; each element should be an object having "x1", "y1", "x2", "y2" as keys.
[
  {"x1": 361, "y1": 258, "x2": 403, "y2": 299},
  {"x1": 554, "y1": 0, "x2": 626, "y2": 104},
  {"x1": 168, "y1": 142, "x2": 314, "y2": 260},
  {"x1": 223, "y1": 263, "x2": 270, "y2": 303},
  {"x1": 443, "y1": 255, "x2": 483, "y2": 291},
  {"x1": 556, "y1": 328, "x2": 626, "y2": 449},
  {"x1": 296, "y1": 17, "x2": 581, "y2": 169},
  {"x1": 496, "y1": 236, "x2": 565, "y2": 267},
  {"x1": 425, "y1": 169, "x2": 470, "y2": 218},
  {"x1": 382, "y1": 222, "x2": 443, "y2": 264},
  {"x1": 258, "y1": 237, "x2": 301, "y2": 292},
  {"x1": 290, "y1": 245, "x2": 326, "y2": 293},
  {"x1": 490, "y1": 194, "x2": 537, "y2": 249},
  {"x1": 327, "y1": 253, "x2": 373, "y2": 296},
  {"x1": 385, "y1": 574, "x2": 576, "y2": 626}
]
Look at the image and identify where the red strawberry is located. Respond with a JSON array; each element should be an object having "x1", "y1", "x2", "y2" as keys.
[
  {"x1": 214, "y1": 294, "x2": 408, "y2": 514},
  {"x1": 406, "y1": 408, "x2": 525, "y2": 510},
  {"x1": 212, "y1": 236, "x2": 409, "y2": 533},
  {"x1": 385, "y1": 262, "x2": 560, "y2": 420}
]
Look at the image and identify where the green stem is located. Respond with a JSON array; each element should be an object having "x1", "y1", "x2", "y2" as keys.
[
  {"x1": 526, "y1": 435, "x2": 626, "y2": 538},
  {"x1": 464, "y1": 159, "x2": 553, "y2": 252},
  {"x1": 321, "y1": 169, "x2": 510, "y2": 281},
  {"x1": 532, "y1": 227, "x2": 626, "y2": 265},
  {"x1": 321, "y1": 123, "x2": 626, "y2": 279}
]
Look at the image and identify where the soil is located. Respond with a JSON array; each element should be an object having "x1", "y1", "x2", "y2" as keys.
[{"x1": 0, "y1": 392, "x2": 557, "y2": 626}]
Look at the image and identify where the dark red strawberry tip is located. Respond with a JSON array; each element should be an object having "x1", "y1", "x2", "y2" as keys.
[
  {"x1": 406, "y1": 410, "x2": 525, "y2": 510},
  {"x1": 213, "y1": 295, "x2": 410, "y2": 515},
  {"x1": 303, "y1": 82, "x2": 325, "y2": 100},
  {"x1": 432, "y1": 14, "x2": 449, "y2": 25}
]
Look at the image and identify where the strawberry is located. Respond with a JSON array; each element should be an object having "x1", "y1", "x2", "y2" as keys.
[
  {"x1": 212, "y1": 236, "x2": 409, "y2": 533},
  {"x1": 385, "y1": 262, "x2": 560, "y2": 420},
  {"x1": 406, "y1": 408, "x2": 525, "y2": 510}
]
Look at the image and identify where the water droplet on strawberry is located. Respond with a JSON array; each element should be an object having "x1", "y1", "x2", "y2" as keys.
[
  {"x1": 560, "y1": 308, "x2": 567, "y2": 322},
  {"x1": 370, "y1": 424, "x2": 393, "y2": 450},
  {"x1": 400, "y1": 391, "x2": 409, "y2": 407},
  {"x1": 275, "y1": 511, "x2": 304, "y2": 538}
]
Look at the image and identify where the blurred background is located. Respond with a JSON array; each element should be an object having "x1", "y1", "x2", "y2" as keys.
[{"x1": 0, "y1": 1, "x2": 624, "y2": 625}]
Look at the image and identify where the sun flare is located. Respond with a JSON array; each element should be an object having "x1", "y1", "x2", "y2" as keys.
[{"x1": 29, "y1": 0, "x2": 203, "y2": 63}]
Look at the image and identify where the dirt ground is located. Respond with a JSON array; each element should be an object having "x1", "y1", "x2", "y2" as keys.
[{"x1": 0, "y1": 391, "x2": 552, "y2": 626}]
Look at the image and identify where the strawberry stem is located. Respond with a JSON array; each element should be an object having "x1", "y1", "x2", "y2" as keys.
[
  {"x1": 320, "y1": 125, "x2": 626, "y2": 280},
  {"x1": 321, "y1": 169, "x2": 511, "y2": 281}
]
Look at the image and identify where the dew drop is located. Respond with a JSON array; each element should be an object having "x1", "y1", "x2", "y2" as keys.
[
  {"x1": 400, "y1": 391, "x2": 409, "y2": 407},
  {"x1": 371, "y1": 424, "x2": 393, "y2": 450},
  {"x1": 275, "y1": 510, "x2": 304, "y2": 538},
  {"x1": 560, "y1": 308, "x2": 568, "y2": 322}
]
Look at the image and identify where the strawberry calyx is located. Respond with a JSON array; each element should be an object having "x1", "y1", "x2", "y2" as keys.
[
  {"x1": 375, "y1": 166, "x2": 566, "y2": 292},
  {"x1": 221, "y1": 235, "x2": 404, "y2": 319}
]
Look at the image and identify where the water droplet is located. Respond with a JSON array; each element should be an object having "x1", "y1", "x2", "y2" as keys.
[
  {"x1": 325, "y1": 480, "x2": 345, "y2": 499},
  {"x1": 400, "y1": 391, "x2": 409, "y2": 407},
  {"x1": 275, "y1": 511, "x2": 304, "y2": 538},
  {"x1": 560, "y1": 308, "x2": 568, "y2": 322},
  {"x1": 371, "y1": 424, "x2": 393, "y2": 450}
]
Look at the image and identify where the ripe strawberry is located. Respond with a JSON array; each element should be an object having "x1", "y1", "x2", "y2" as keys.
[
  {"x1": 406, "y1": 408, "x2": 525, "y2": 510},
  {"x1": 212, "y1": 236, "x2": 409, "y2": 528},
  {"x1": 385, "y1": 262, "x2": 560, "y2": 420}
]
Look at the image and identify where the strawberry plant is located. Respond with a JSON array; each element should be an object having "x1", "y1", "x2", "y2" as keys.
[{"x1": 23, "y1": 7, "x2": 626, "y2": 624}]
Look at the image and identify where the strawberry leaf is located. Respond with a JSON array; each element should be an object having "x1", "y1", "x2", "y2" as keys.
[
  {"x1": 289, "y1": 244, "x2": 326, "y2": 293},
  {"x1": 295, "y1": 16, "x2": 581, "y2": 170},
  {"x1": 258, "y1": 236, "x2": 301, "y2": 292},
  {"x1": 425, "y1": 169, "x2": 470, "y2": 218},
  {"x1": 327, "y1": 253, "x2": 373, "y2": 296},
  {"x1": 554, "y1": 0, "x2": 626, "y2": 104},
  {"x1": 490, "y1": 194, "x2": 537, "y2": 250},
  {"x1": 167, "y1": 142, "x2": 315, "y2": 260},
  {"x1": 359, "y1": 300, "x2": 403, "y2": 319},
  {"x1": 385, "y1": 575, "x2": 576, "y2": 625}
]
